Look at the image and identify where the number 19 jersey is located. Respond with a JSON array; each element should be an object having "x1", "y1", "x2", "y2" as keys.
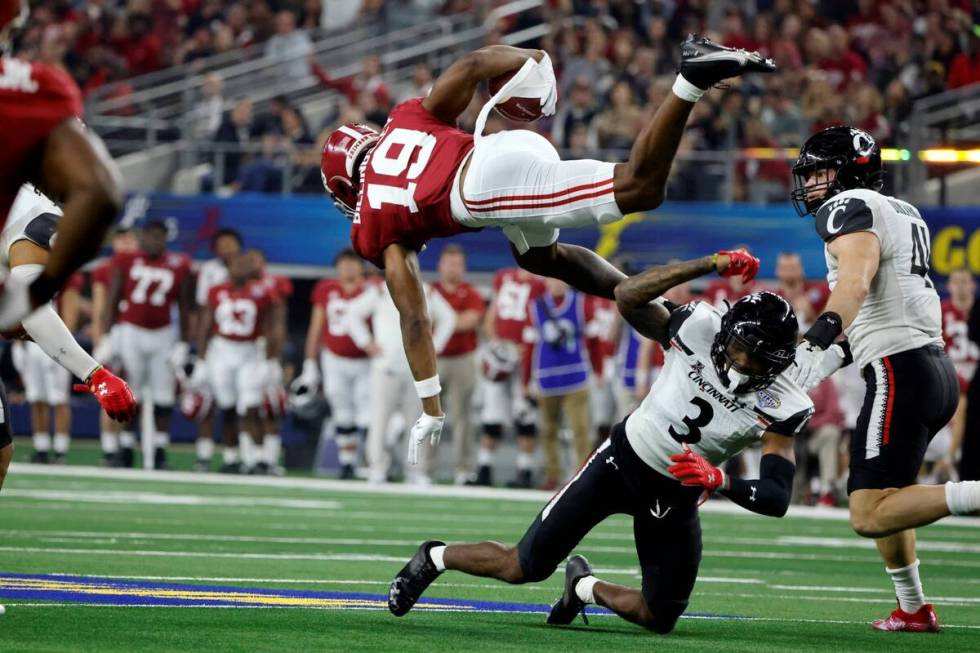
[
  {"x1": 815, "y1": 188, "x2": 942, "y2": 369},
  {"x1": 625, "y1": 302, "x2": 814, "y2": 477},
  {"x1": 351, "y1": 98, "x2": 478, "y2": 268}
]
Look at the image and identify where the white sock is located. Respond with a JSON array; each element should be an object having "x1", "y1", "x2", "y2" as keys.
[
  {"x1": 222, "y1": 447, "x2": 240, "y2": 465},
  {"x1": 945, "y1": 480, "x2": 980, "y2": 515},
  {"x1": 516, "y1": 452, "x2": 535, "y2": 471},
  {"x1": 196, "y1": 438, "x2": 214, "y2": 461},
  {"x1": 119, "y1": 431, "x2": 136, "y2": 448},
  {"x1": 101, "y1": 431, "x2": 119, "y2": 454},
  {"x1": 574, "y1": 575, "x2": 598, "y2": 604},
  {"x1": 239, "y1": 432, "x2": 257, "y2": 467},
  {"x1": 53, "y1": 433, "x2": 70, "y2": 454},
  {"x1": 32, "y1": 432, "x2": 51, "y2": 452},
  {"x1": 429, "y1": 544, "x2": 447, "y2": 572},
  {"x1": 672, "y1": 74, "x2": 706, "y2": 101},
  {"x1": 336, "y1": 431, "x2": 358, "y2": 465},
  {"x1": 477, "y1": 447, "x2": 495, "y2": 467},
  {"x1": 154, "y1": 431, "x2": 170, "y2": 448},
  {"x1": 263, "y1": 434, "x2": 281, "y2": 465},
  {"x1": 886, "y1": 559, "x2": 926, "y2": 614}
]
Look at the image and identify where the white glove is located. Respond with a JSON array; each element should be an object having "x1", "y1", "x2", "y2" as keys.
[
  {"x1": 189, "y1": 356, "x2": 209, "y2": 388},
  {"x1": 289, "y1": 358, "x2": 320, "y2": 395},
  {"x1": 407, "y1": 412, "x2": 445, "y2": 466},
  {"x1": 0, "y1": 271, "x2": 33, "y2": 332},
  {"x1": 790, "y1": 341, "x2": 848, "y2": 392},
  {"x1": 169, "y1": 341, "x2": 191, "y2": 371}
]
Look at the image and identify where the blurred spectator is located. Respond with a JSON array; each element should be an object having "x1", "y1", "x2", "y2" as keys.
[
  {"x1": 551, "y1": 76, "x2": 598, "y2": 149},
  {"x1": 238, "y1": 133, "x2": 284, "y2": 192},
  {"x1": 942, "y1": 268, "x2": 978, "y2": 481},
  {"x1": 190, "y1": 73, "x2": 225, "y2": 139},
  {"x1": 526, "y1": 278, "x2": 593, "y2": 490},
  {"x1": 311, "y1": 53, "x2": 391, "y2": 110},
  {"x1": 322, "y1": 0, "x2": 364, "y2": 31},
  {"x1": 594, "y1": 80, "x2": 643, "y2": 151},
  {"x1": 773, "y1": 252, "x2": 830, "y2": 331},
  {"x1": 394, "y1": 63, "x2": 434, "y2": 103},
  {"x1": 265, "y1": 10, "x2": 313, "y2": 80},
  {"x1": 214, "y1": 98, "x2": 255, "y2": 187},
  {"x1": 797, "y1": 378, "x2": 844, "y2": 506},
  {"x1": 431, "y1": 245, "x2": 485, "y2": 485},
  {"x1": 760, "y1": 86, "x2": 807, "y2": 147}
]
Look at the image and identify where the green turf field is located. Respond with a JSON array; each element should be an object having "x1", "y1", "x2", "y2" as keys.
[{"x1": 1, "y1": 464, "x2": 977, "y2": 653}]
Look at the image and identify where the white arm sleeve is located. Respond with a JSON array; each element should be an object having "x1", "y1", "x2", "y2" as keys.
[
  {"x1": 426, "y1": 285, "x2": 457, "y2": 355},
  {"x1": 345, "y1": 285, "x2": 377, "y2": 350},
  {"x1": 12, "y1": 264, "x2": 100, "y2": 381}
]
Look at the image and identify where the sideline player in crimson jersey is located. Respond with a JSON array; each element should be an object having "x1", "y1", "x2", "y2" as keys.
[
  {"x1": 321, "y1": 38, "x2": 775, "y2": 462},
  {"x1": 470, "y1": 267, "x2": 545, "y2": 487},
  {"x1": 246, "y1": 248, "x2": 289, "y2": 473},
  {"x1": 107, "y1": 220, "x2": 194, "y2": 468},
  {"x1": 294, "y1": 249, "x2": 374, "y2": 479},
  {"x1": 199, "y1": 253, "x2": 280, "y2": 473},
  {"x1": 938, "y1": 268, "x2": 978, "y2": 473},
  {"x1": 0, "y1": 0, "x2": 122, "y2": 336}
]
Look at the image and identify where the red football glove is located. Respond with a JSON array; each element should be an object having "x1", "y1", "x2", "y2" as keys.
[
  {"x1": 74, "y1": 366, "x2": 137, "y2": 423},
  {"x1": 717, "y1": 249, "x2": 760, "y2": 284},
  {"x1": 667, "y1": 446, "x2": 727, "y2": 492}
]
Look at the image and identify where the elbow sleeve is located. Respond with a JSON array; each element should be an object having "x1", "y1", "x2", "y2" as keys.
[{"x1": 720, "y1": 454, "x2": 795, "y2": 517}]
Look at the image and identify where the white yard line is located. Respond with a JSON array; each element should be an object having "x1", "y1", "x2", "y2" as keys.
[
  {"x1": 1, "y1": 489, "x2": 342, "y2": 510},
  {"x1": 1, "y1": 602, "x2": 978, "y2": 629},
  {"x1": 11, "y1": 463, "x2": 979, "y2": 528}
]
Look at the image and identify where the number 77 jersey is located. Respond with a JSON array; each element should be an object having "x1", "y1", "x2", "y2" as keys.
[
  {"x1": 113, "y1": 250, "x2": 192, "y2": 329},
  {"x1": 624, "y1": 302, "x2": 814, "y2": 477},
  {"x1": 351, "y1": 98, "x2": 479, "y2": 268}
]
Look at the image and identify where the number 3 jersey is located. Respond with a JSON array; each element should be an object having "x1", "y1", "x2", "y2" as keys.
[
  {"x1": 814, "y1": 188, "x2": 942, "y2": 369},
  {"x1": 113, "y1": 250, "x2": 192, "y2": 329},
  {"x1": 351, "y1": 98, "x2": 478, "y2": 268},
  {"x1": 625, "y1": 302, "x2": 814, "y2": 477}
]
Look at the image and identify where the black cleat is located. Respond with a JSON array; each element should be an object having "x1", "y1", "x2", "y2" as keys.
[
  {"x1": 52, "y1": 452, "x2": 67, "y2": 465},
  {"x1": 220, "y1": 462, "x2": 241, "y2": 474},
  {"x1": 252, "y1": 462, "x2": 270, "y2": 475},
  {"x1": 31, "y1": 451, "x2": 50, "y2": 464},
  {"x1": 388, "y1": 540, "x2": 445, "y2": 616},
  {"x1": 465, "y1": 465, "x2": 493, "y2": 487},
  {"x1": 679, "y1": 34, "x2": 776, "y2": 90},
  {"x1": 153, "y1": 447, "x2": 169, "y2": 470},
  {"x1": 339, "y1": 464, "x2": 356, "y2": 480},
  {"x1": 547, "y1": 555, "x2": 593, "y2": 626},
  {"x1": 118, "y1": 447, "x2": 135, "y2": 468}
]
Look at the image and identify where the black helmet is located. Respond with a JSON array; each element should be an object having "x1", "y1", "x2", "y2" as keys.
[
  {"x1": 711, "y1": 292, "x2": 798, "y2": 394},
  {"x1": 790, "y1": 126, "x2": 884, "y2": 216}
]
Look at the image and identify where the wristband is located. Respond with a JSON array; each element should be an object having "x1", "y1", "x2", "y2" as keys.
[
  {"x1": 414, "y1": 375, "x2": 442, "y2": 399},
  {"x1": 803, "y1": 312, "x2": 843, "y2": 350},
  {"x1": 672, "y1": 74, "x2": 705, "y2": 102}
]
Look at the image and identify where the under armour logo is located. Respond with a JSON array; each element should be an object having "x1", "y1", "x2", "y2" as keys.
[
  {"x1": 749, "y1": 486, "x2": 757, "y2": 502},
  {"x1": 649, "y1": 499, "x2": 672, "y2": 519},
  {"x1": 96, "y1": 382, "x2": 109, "y2": 397},
  {"x1": 605, "y1": 456, "x2": 618, "y2": 471}
]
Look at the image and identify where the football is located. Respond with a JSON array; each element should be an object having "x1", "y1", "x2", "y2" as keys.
[{"x1": 488, "y1": 71, "x2": 544, "y2": 122}]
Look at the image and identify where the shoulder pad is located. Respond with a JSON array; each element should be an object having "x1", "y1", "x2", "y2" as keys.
[{"x1": 814, "y1": 191, "x2": 876, "y2": 242}]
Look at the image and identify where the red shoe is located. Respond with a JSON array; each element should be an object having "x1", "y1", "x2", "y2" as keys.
[
  {"x1": 816, "y1": 493, "x2": 837, "y2": 507},
  {"x1": 872, "y1": 603, "x2": 940, "y2": 632}
]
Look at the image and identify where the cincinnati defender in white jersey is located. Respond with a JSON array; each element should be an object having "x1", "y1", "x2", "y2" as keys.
[
  {"x1": 815, "y1": 188, "x2": 942, "y2": 369},
  {"x1": 627, "y1": 301, "x2": 812, "y2": 478},
  {"x1": 789, "y1": 126, "x2": 978, "y2": 634},
  {"x1": 385, "y1": 252, "x2": 818, "y2": 638}
]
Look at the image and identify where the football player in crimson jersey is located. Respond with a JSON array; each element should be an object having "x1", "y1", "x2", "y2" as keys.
[
  {"x1": 938, "y1": 268, "x2": 978, "y2": 478},
  {"x1": 198, "y1": 253, "x2": 280, "y2": 474},
  {"x1": 0, "y1": 0, "x2": 123, "y2": 334},
  {"x1": 321, "y1": 38, "x2": 775, "y2": 463},
  {"x1": 471, "y1": 267, "x2": 545, "y2": 488},
  {"x1": 388, "y1": 250, "x2": 815, "y2": 636},
  {"x1": 106, "y1": 220, "x2": 194, "y2": 469},
  {"x1": 90, "y1": 227, "x2": 139, "y2": 465},
  {"x1": 245, "y1": 248, "x2": 289, "y2": 474},
  {"x1": 295, "y1": 249, "x2": 374, "y2": 480}
]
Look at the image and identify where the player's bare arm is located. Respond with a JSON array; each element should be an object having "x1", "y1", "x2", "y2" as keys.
[
  {"x1": 513, "y1": 243, "x2": 627, "y2": 300},
  {"x1": 0, "y1": 439, "x2": 11, "y2": 491},
  {"x1": 265, "y1": 297, "x2": 285, "y2": 359},
  {"x1": 177, "y1": 273, "x2": 195, "y2": 343},
  {"x1": 382, "y1": 243, "x2": 442, "y2": 418},
  {"x1": 197, "y1": 305, "x2": 214, "y2": 359},
  {"x1": 303, "y1": 303, "x2": 325, "y2": 362},
  {"x1": 29, "y1": 119, "x2": 121, "y2": 308},
  {"x1": 614, "y1": 252, "x2": 757, "y2": 344},
  {"x1": 823, "y1": 231, "x2": 880, "y2": 328},
  {"x1": 422, "y1": 46, "x2": 544, "y2": 124}
]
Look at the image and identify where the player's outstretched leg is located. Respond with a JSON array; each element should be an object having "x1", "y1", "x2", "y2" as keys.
[{"x1": 546, "y1": 554, "x2": 592, "y2": 625}]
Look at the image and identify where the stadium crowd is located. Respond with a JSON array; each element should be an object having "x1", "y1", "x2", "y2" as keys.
[
  {"x1": 12, "y1": 1, "x2": 977, "y2": 198},
  {"x1": 5, "y1": 221, "x2": 978, "y2": 505}
]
